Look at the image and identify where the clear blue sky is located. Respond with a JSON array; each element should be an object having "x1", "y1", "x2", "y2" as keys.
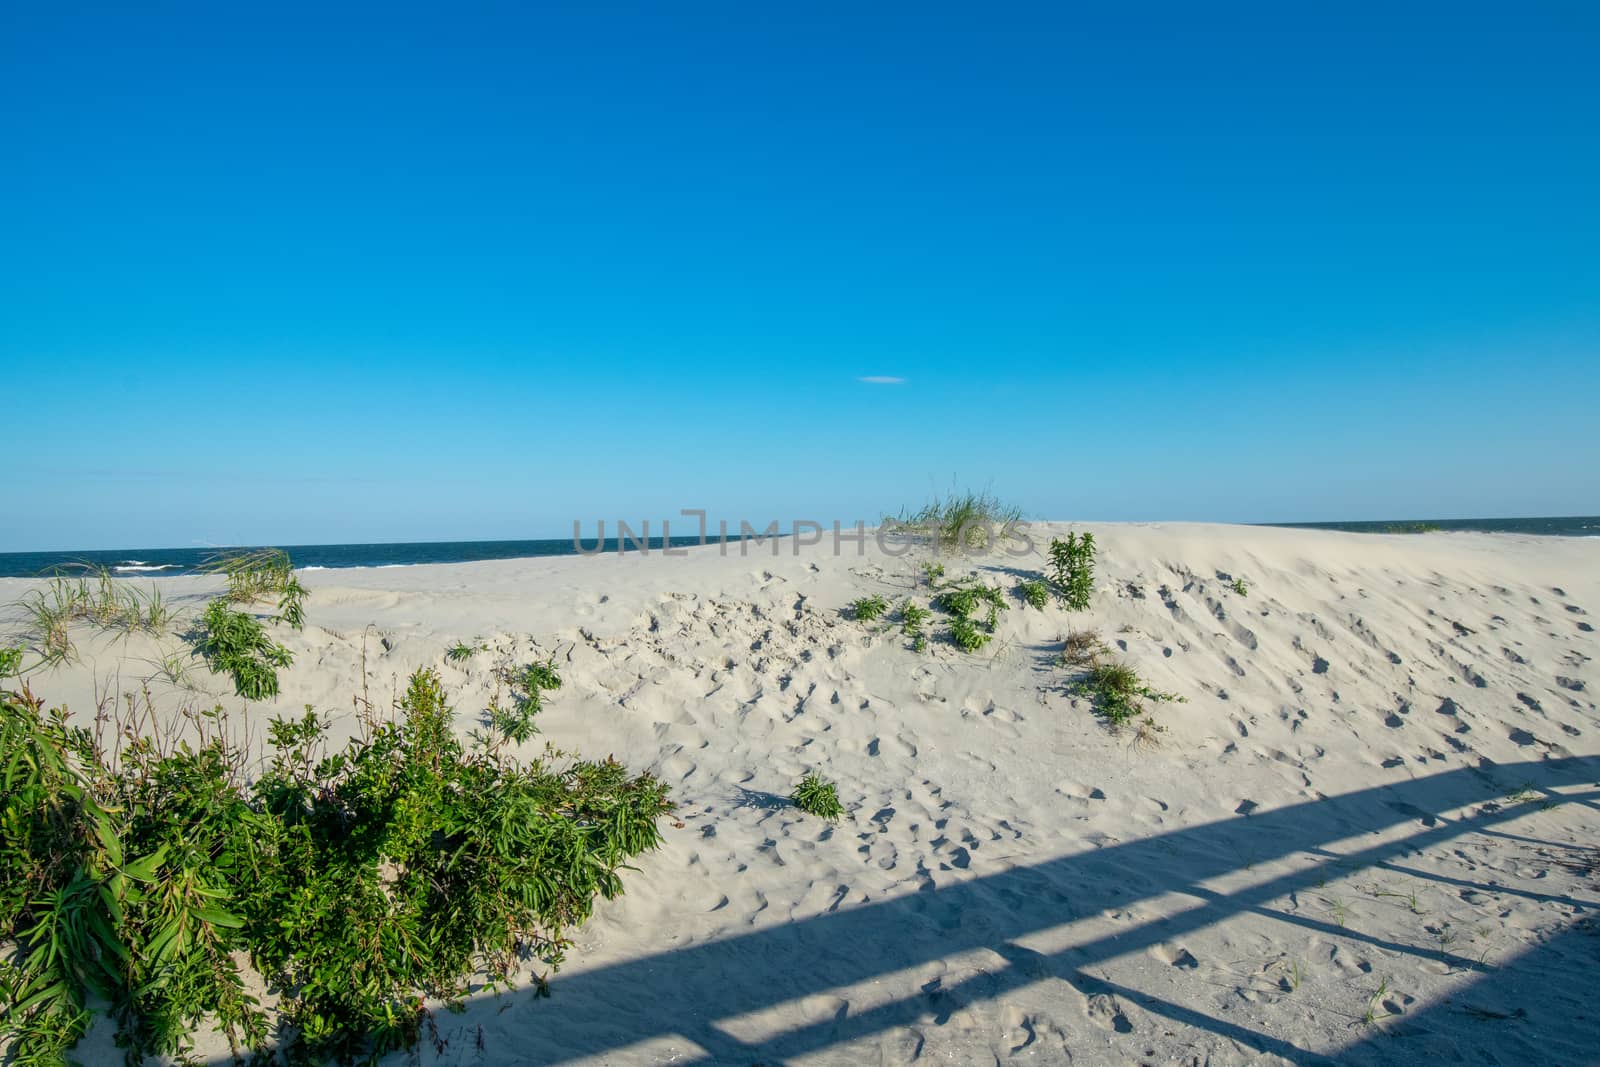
[{"x1": 3, "y1": 2, "x2": 1596, "y2": 551}]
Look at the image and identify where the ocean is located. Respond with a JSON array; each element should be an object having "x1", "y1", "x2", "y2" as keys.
[{"x1": 0, "y1": 517, "x2": 1594, "y2": 579}]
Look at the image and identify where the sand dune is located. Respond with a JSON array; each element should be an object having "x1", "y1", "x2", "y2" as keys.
[{"x1": 3, "y1": 522, "x2": 1598, "y2": 1065}]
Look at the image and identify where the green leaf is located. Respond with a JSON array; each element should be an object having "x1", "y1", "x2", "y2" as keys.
[
  {"x1": 191, "y1": 905, "x2": 244, "y2": 929},
  {"x1": 122, "y1": 845, "x2": 168, "y2": 883}
]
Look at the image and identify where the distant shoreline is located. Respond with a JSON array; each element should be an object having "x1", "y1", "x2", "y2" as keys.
[{"x1": 0, "y1": 516, "x2": 1594, "y2": 578}]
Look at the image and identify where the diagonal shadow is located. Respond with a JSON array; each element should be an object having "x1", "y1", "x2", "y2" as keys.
[
  {"x1": 1336, "y1": 916, "x2": 1600, "y2": 1065},
  {"x1": 199, "y1": 754, "x2": 1600, "y2": 1065}
]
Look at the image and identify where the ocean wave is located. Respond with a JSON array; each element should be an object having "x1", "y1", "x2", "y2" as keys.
[
  {"x1": 114, "y1": 563, "x2": 178, "y2": 573},
  {"x1": 298, "y1": 565, "x2": 330, "y2": 571}
]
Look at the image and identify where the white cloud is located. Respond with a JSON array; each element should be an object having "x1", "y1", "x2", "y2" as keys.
[{"x1": 858, "y1": 376, "x2": 906, "y2": 385}]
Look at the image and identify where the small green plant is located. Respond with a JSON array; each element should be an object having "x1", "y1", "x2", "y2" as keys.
[
  {"x1": 790, "y1": 773, "x2": 843, "y2": 821},
  {"x1": 900, "y1": 601, "x2": 930, "y2": 652},
  {"x1": 0, "y1": 646, "x2": 23, "y2": 678},
  {"x1": 950, "y1": 616, "x2": 991, "y2": 652},
  {"x1": 1072, "y1": 659, "x2": 1181, "y2": 727},
  {"x1": 1047, "y1": 532, "x2": 1096, "y2": 610},
  {"x1": 1230, "y1": 577, "x2": 1248, "y2": 596},
  {"x1": 850, "y1": 595, "x2": 890, "y2": 622},
  {"x1": 490, "y1": 658, "x2": 563, "y2": 743},
  {"x1": 1504, "y1": 785, "x2": 1540, "y2": 805},
  {"x1": 446, "y1": 638, "x2": 486, "y2": 663},
  {"x1": 1285, "y1": 959, "x2": 1303, "y2": 993},
  {"x1": 922, "y1": 562, "x2": 945, "y2": 585},
  {"x1": 1017, "y1": 578, "x2": 1050, "y2": 610},
  {"x1": 1371, "y1": 886, "x2": 1425, "y2": 914},
  {"x1": 195, "y1": 599, "x2": 294, "y2": 700},
  {"x1": 935, "y1": 580, "x2": 1007, "y2": 653},
  {"x1": 936, "y1": 582, "x2": 1007, "y2": 626},
  {"x1": 1362, "y1": 977, "x2": 1395, "y2": 1026},
  {"x1": 273, "y1": 574, "x2": 308, "y2": 630}
]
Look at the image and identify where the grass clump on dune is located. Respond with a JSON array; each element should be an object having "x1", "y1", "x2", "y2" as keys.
[
  {"x1": 202, "y1": 548, "x2": 308, "y2": 629},
  {"x1": 1073, "y1": 658, "x2": 1182, "y2": 728},
  {"x1": 16, "y1": 568, "x2": 175, "y2": 667},
  {"x1": 1017, "y1": 578, "x2": 1050, "y2": 610},
  {"x1": 889, "y1": 490, "x2": 1024, "y2": 554},
  {"x1": 1058, "y1": 627, "x2": 1104, "y2": 666},
  {"x1": 790, "y1": 773, "x2": 844, "y2": 821},
  {"x1": 0, "y1": 668, "x2": 673, "y2": 1065}
]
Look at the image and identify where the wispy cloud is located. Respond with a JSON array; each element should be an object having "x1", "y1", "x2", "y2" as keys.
[{"x1": 858, "y1": 375, "x2": 906, "y2": 385}]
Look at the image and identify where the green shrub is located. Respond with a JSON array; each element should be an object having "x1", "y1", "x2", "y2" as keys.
[
  {"x1": 445, "y1": 639, "x2": 485, "y2": 663},
  {"x1": 1047, "y1": 532, "x2": 1096, "y2": 610},
  {"x1": 849, "y1": 595, "x2": 890, "y2": 622},
  {"x1": 899, "y1": 601, "x2": 930, "y2": 638},
  {"x1": 0, "y1": 670, "x2": 672, "y2": 1065},
  {"x1": 195, "y1": 600, "x2": 293, "y2": 700},
  {"x1": 1230, "y1": 577, "x2": 1248, "y2": 597},
  {"x1": 1017, "y1": 578, "x2": 1050, "y2": 610},
  {"x1": 790, "y1": 773, "x2": 843, "y2": 821}
]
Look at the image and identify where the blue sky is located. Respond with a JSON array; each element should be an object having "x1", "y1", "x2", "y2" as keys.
[{"x1": 2, "y1": 2, "x2": 1596, "y2": 550}]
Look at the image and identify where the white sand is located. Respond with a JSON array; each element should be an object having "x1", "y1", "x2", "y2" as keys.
[{"x1": 4, "y1": 522, "x2": 1598, "y2": 1065}]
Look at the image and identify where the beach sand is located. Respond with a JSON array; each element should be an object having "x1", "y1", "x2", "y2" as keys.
[{"x1": 4, "y1": 522, "x2": 1598, "y2": 1065}]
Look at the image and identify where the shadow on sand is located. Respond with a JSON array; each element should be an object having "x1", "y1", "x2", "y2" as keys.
[{"x1": 209, "y1": 755, "x2": 1600, "y2": 1065}]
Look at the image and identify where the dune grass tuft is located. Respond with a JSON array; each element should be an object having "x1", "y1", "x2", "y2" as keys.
[
  {"x1": 889, "y1": 490, "x2": 1023, "y2": 554},
  {"x1": 16, "y1": 568, "x2": 176, "y2": 667},
  {"x1": 1073, "y1": 658, "x2": 1181, "y2": 727},
  {"x1": 202, "y1": 548, "x2": 308, "y2": 629}
]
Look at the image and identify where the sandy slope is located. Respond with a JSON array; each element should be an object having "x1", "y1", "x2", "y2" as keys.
[{"x1": 4, "y1": 522, "x2": 1599, "y2": 1065}]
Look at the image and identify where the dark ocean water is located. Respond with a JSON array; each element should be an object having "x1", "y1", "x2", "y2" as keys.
[
  {"x1": 1265, "y1": 516, "x2": 1600, "y2": 538},
  {"x1": 0, "y1": 536, "x2": 709, "y2": 579},
  {"x1": 0, "y1": 517, "x2": 1594, "y2": 579}
]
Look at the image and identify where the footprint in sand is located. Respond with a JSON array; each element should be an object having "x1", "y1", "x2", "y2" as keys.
[
  {"x1": 1149, "y1": 944, "x2": 1201, "y2": 969},
  {"x1": 1085, "y1": 994, "x2": 1134, "y2": 1033}
]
